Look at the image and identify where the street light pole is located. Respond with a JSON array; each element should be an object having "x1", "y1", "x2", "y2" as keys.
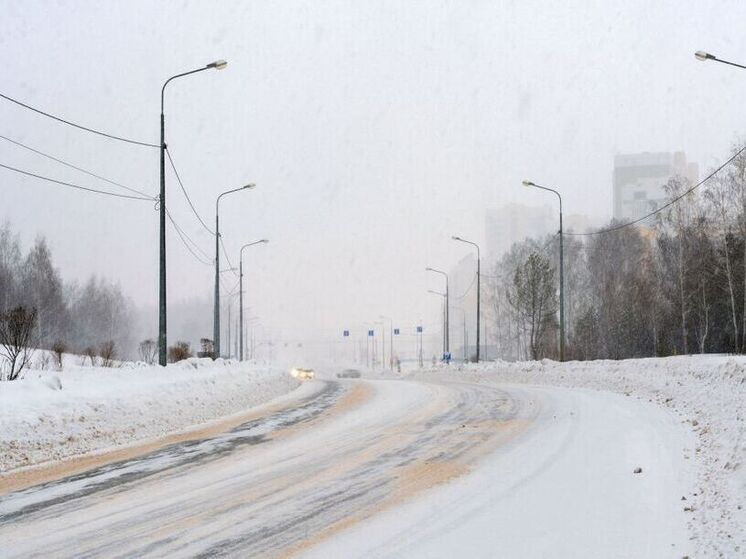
[
  {"x1": 451, "y1": 236, "x2": 481, "y2": 362},
  {"x1": 214, "y1": 184, "x2": 255, "y2": 358},
  {"x1": 425, "y1": 267, "x2": 449, "y2": 355},
  {"x1": 694, "y1": 50, "x2": 746, "y2": 70},
  {"x1": 158, "y1": 59, "x2": 227, "y2": 366},
  {"x1": 522, "y1": 180, "x2": 564, "y2": 361},
  {"x1": 239, "y1": 239, "x2": 268, "y2": 361}
]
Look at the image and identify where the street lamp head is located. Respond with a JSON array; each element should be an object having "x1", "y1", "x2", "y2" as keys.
[
  {"x1": 207, "y1": 60, "x2": 228, "y2": 70},
  {"x1": 260, "y1": 239, "x2": 269, "y2": 244},
  {"x1": 425, "y1": 267, "x2": 433, "y2": 272},
  {"x1": 694, "y1": 51, "x2": 714, "y2": 62},
  {"x1": 522, "y1": 180, "x2": 535, "y2": 187},
  {"x1": 451, "y1": 235, "x2": 461, "y2": 241},
  {"x1": 243, "y1": 183, "x2": 256, "y2": 190}
]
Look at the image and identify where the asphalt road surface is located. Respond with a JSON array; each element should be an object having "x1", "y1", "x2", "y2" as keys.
[{"x1": 0, "y1": 378, "x2": 525, "y2": 558}]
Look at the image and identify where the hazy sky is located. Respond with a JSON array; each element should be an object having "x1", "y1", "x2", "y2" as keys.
[{"x1": 2, "y1": 0, "x2": 746, "y2": 354}]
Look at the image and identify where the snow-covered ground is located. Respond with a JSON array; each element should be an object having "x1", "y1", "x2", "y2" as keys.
[
  {"x1": 2, "y1": 354, "x2": 743, "y2": 557},
  {"x1": 396, "y1": 356, "x2": 745, "y2": 558},
  {"x1": 0, "y1": 358, "x2": 299, "y2": 472},
  {"x1": 307, "y1": 383, "x2": 694, "y2": 558}
]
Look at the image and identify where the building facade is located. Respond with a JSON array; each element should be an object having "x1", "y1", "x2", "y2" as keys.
[{"x1": 613, "y1": 151, "x2": 698, "y2": 222}]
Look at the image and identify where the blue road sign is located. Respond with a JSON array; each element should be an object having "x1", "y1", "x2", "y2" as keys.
[
  {"x1": 394, "y1": 328, "x2": 400, "y2": 335},
  {"x1": 416, "y1": 326, "x2": 423, "y2": 333},
  {"x1": 343, "y1": 330, "x2": 349, "y2": 337},
  {"x1": 368, "y1": 330, "x2": 374, "y2": 337}
]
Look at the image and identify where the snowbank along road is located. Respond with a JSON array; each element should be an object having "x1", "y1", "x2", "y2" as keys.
[{"x1": 0, "y1": 375, "x2": 693, "y2": 558}]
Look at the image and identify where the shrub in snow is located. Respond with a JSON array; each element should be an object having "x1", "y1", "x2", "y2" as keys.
[
  {"x1": 83, "y1": 346, "x2": 98, "y2": 367},
  {"x1": 168, "y1": 341, "x2": 193, "y2": 363},
  {"x1": 37, "y1": 352, "x2": 51, "y2": 370},
  {"x1": 51, "y1": 340, "x2": 66, "y2": 370},
  {"x1": 0, "y1": 305, "x2": 37, "y2": 381},
  {"x1": 99, "y1": 341, "x2": 117, "y2": 368},
  {"x1": 138, "y1": 339, "x2": 157, "y2": 365}
]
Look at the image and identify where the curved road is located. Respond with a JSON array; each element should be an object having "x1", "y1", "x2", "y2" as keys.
[{"x1": 0, "y1": 376, "x2": 691, "y2": 558}]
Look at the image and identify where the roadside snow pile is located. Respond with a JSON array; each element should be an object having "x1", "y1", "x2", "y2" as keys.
[
  {"x1": 0, "y1": 358, "x2": 299, "y2": 472},
  {"x1": 414, "y1": 355, "x2": 746, "y2": 558}
]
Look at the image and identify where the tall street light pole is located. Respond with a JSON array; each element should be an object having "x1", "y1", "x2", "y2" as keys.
[
  {"x1": 522, "y1": 180, "x2": 564, "y2": 361},
  {"x1": 427, "y1": 289, "x2": 447, "y2": 356},
  {"x1": 214, "y1": 184, "x2": 255, "y2": 358},
  {"x1": 451, "y1": 236, "x2": 481, "y2": 362},
  {"x1": 159, "y1": 59, "x2": 227, "y2": 366},
  {"x1": 239, "y1": 239, "x2": 268, "y2": 361},
  {"x1": 694, "y1": 50, "x2": 746, "y2": 70},
  {"x1": 426, "y1": 267, "x2": 449, "y2": 355},
  {"x1": 379, "y1": 315, "x2": 393, "y2": 369}
]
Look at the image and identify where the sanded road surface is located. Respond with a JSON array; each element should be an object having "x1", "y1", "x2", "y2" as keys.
[{"x1": 0, "y1": 377, "x2": 528, "y2": 558}]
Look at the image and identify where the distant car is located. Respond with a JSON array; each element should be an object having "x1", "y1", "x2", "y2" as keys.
[
  {"x1": 290, "y1": 367, "x2": 315, "y2": 380},
  {"x1": 336, "y1": 369, "x2": 361, "y2": 378}
]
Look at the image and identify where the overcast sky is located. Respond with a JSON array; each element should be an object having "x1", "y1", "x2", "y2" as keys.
[{"x1": 2, "y1": 0, "x2": 746, "y2": 354}]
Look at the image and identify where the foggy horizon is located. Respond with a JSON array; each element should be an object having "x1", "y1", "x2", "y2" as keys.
[{"x1": 2, "y1": 0, "x2": 746, "y2": 358}]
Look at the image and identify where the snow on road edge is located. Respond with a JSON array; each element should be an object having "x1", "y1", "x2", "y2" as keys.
[
  {"x1": 410, "y1": 355, "x2": 745, "y2": 558},
  {"x1": 0, "y1": 358, "x2": 300, "y2": 473}
]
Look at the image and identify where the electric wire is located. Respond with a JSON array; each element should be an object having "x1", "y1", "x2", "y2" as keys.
[
  {"x1": 220, "y1": 236, "x2": 238, "y2": 276},
  {"x1": 0, "y1": 91, "x2": 159, "y2": 148},
  {"x1": 223, "y1": 276, "x2": 241, "y2": 296},
  {"x1": 166, "y1": 208, "x2": 212, "y2": 261},
  {"x1": 165, "y1": 147, "x2": 215, "y2": 235},
  {"x1": 566, "y1": 145, "x2": 746, "y2": 236},
  {"x1": 0, "y1": 161, "x2": 153, "y2": 201},
  {"x1": 454, "y1": 273, "x2": 477, "y2": 300},
  {"x1": 0, "y1": 133, "x2": 154, "y2": 199},
  {"x1": 165, "y1": 210, "x2": 212, "y2": 266}
]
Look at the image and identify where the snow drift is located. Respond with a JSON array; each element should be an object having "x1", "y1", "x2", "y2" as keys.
[
  {"x1": 412, "y1": 355, "x2": 745, "y2": 558},
  {"x1": 0, "y1": 358, "x2": 299, "y2": 472}
]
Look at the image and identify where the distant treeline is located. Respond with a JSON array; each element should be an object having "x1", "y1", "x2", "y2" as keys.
[
  {"x1": 0, "y1": 222, "x2": 135, "y2": 359},
  {"x1": 487, "y1": 144, "x2": 746, "y2": 361}
]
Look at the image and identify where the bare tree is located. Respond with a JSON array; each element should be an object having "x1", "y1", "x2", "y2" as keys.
[
  {"x1": 199, "y1": 338, "x2": 215, "y2": 359},
  {"x1": 0, "y1": 306, "x2": 37, "y2": 381},
  {"x1": 51, "y1": 340, "x2": 66, "y2": 370},
  {"x1": 84, "y1": 346, "x2": 98, "y2": 367},
  {"x1": 508, "y1": 252, "x2": 558, "y2": 360},
  {"x1": 99, "y1": 340, "x2": 116, "y2": 368},
  {"x1": 705, "y1": 173, "x2": 741, "y2": 351},
  {"x1": 659, "y1": 175, "x2": 700, "y2": 354},
  {"x1": 138, "y1": 339, "x2": 158, "y2": 365}
]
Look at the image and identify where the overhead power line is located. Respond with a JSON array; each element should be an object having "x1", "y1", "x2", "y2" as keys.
[
  {"x1": 0, "y1": 161, "x2": 153, "y2": 201},
  {"x1": 454, "y1": 273, "x2": 477, "y2": 300},
  {"x1": 0, "y1": 133, "x2": 154, "y2": 199},
  {"x1": 165, "y1": 147, "x2": 214, "y2": 235},
  {"x1": 166, "y1": 210, "x2": 212, "y2": 266},
  {"x1": 220, "y1": 235, "x2": 238, "y2": 276},
  {"x1": 222, "y1": 276, "x2": 241, "y2": 296},
  {"x1": 0, "y1": 91, "x2": 159, "y2": 148},
  {"x1": 567, "y1": 145, "x2": 746, "y2": 237}
]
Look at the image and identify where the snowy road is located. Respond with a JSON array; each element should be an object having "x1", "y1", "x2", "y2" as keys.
[{"x1": 0, "y1": 376, "x2": 692, "y2": 558}]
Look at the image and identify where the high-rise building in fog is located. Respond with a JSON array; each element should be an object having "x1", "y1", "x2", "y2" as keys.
[
  {"x1": 484, "y1": 204, "x2": 554, "y2": 259},
  {"x1": 612, "y1": 151, "x2": 698, "y2": 222}
]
